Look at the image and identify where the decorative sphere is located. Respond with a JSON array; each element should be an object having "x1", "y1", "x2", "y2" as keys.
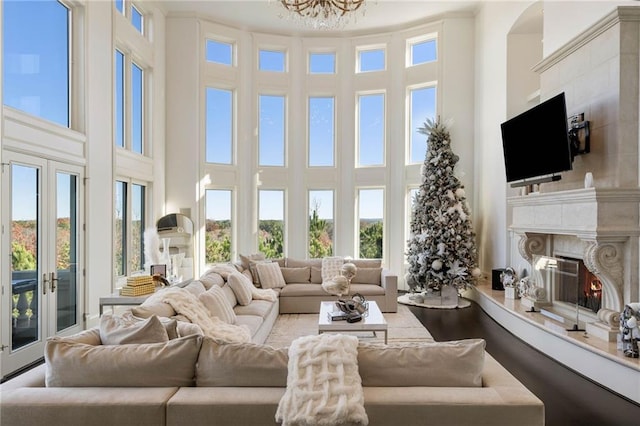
[
  {"x1": 432, "y1": 260, "x2": 443, "y2": 270},
  {"x1": 472, "y1": 267, "x2": 482, "y2": 277},
  {"x1": 456, "y1": 188, "x2": 465, "y2": 198},
  {"x1": 341, "y1": 262, "x2": 357, "y2": 279}
]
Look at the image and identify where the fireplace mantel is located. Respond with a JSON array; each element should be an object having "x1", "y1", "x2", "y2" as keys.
[
  {"x1": 509, "y1": 188, "x2": 640, "y2": 240},
  {"x1": 508, "y1": 187, "x2": 640, "y2": 313}
]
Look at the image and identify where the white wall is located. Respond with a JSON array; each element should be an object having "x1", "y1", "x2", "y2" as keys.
[
  {"x1": 542, "y1": 0, "x2": 637, "y2": 56},
  {"x1": 84, "y1": 1, "x2": 116, "y2": 323},
  {"x1": 473, "y1": 1, "x2": 535, "y2": 274}
]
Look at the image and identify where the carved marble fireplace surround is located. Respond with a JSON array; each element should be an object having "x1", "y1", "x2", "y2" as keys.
[{"x1": 509, "y1": 188, "x2": 640, "y2": 340}]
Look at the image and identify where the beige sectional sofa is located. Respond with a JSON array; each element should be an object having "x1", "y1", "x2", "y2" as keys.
[
  {"x1": 0, "y1": 337, "x2": 544, "y2": 426},
  {"x1": 250, "y1": 257, "x2": 398, "y2": 314},
  {"x1": 0, "y1": 259, "x2": 544, "y2": 426}
]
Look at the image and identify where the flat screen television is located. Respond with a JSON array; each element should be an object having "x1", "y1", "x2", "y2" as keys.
[{"x1": 500, "y1": 92, "x2": 573, "y2": 187}]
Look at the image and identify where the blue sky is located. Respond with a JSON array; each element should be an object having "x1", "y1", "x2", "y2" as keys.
[{"x1": 5, "y1": 3, "x2": 434, "y2": 223}]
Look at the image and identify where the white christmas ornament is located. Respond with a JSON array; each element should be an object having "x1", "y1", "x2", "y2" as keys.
[{"x1": 432, "y1": 260, "x2": 443, "y2": 270}]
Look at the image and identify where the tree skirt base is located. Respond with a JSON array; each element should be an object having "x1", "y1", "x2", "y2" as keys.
[{"x1": 397, "y1": 294, "x2": 471, "y2": 309}]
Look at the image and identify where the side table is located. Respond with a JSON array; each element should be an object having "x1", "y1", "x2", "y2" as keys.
[{"x1": 99, "y1": 291, "x2": 154, "y2": 315}]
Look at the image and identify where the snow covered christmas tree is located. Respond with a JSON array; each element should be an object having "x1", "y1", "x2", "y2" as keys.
[{"x1": 406, "y1": 118, "x2": 480, "y2": 293}]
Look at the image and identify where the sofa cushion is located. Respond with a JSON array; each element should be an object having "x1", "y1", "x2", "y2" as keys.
[
  {"x1": 234, "y1": 315, "x2": 264, "y2": 337},
  {"x1": 177, "y1": 321, "x2": 204, "y2": 337},
  {"x1": 199, "y1": 286, "x2": 237, "y2": 324},
  {"x1": 227, "y1": 272, "x2": 253, "y2": 305},
  {"x1": 196, "y1": 339, "x2": 288, "y2": 387},
  {"x1": 351, "y1": 259, "x2": 382, "y2": 268},
  {"x1": 357, "y1": 339, "x2": 485, "y2": 387},
  {"x1": 285, "y1": 258, "x2": 322, "y2": 268},
  {"x1": 100, "y1": 313, "x2": 169, "y2": 345},
  {"x1": 45, "y1": 334, "x2": 203, "y2": 387},
  {"x1": 279, "y1": 283, "x2": 330, "y2": 297},
  {"x1": 351, "y1": 267, "x2": 382, "y2": 285},
  {"x1": 220, "y1": 282, "x2": 238, "y2": 307},
  {"x1": 256, "y1": 262, "x2": 286, "y2": 289},
  {"x1": 281, "y1": 266, "x2": 311, "y2": 283},
  {"x1": 311, "y1": 266, "x2": 322, "y2": 283},
  {"x1": 239, "y1": 252, "x2": 266, "y2": 270},
  {"x1": 249, "y1": 259, "x2": 273, "y2": 286},
  {"x1": 349, "y1": 283, "x2": 386, "y2": 295},
  {"x1": 198, "y1": 270, "x2": 225, "y2": 289}
]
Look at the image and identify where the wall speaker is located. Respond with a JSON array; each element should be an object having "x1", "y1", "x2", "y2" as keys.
[{"x1": 492, "y1": 268, "x2": 506, "y2": 291}]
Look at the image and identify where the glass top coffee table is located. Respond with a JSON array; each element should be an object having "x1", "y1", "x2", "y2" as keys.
[{"x1": 318, "y1": 300, "x2": 388, "y2": 344}]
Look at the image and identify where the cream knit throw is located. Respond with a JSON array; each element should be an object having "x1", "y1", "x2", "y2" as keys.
[
  {"x1": 252, "y1": 287, "x2": 278, "y2": 302},
  {"x1": 275, "y1": 334, "x2": 368, "y2": 426},
  {"x1": 159, "y1": 288, "x2": 251, "y2": 344}
]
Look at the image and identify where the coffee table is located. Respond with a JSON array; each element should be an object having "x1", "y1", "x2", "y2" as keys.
[{"x1": 318, "y1": 300, "x2": 388, "y2": 344}]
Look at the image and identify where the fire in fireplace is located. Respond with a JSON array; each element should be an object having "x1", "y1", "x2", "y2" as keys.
[{"x1": 556, "y1": 256, "x2": 602, "y2": 314}]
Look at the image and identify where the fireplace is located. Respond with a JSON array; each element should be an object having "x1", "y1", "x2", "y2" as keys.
[{"x1": 556, "y1": 256, "x2": 602, "y2": 314}]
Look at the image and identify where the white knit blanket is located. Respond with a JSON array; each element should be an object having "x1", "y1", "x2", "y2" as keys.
[
  {"x1": 252, "y1": 286, "x2": 278, "y2": 302},
  {"x1": 156, "y1": 288, "x2": 251, "y2": 344},
  {"x1": 275, "y1": 334, "x2": 368, "y2": 426}
]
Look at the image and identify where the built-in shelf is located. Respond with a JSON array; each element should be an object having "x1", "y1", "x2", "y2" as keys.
[{"x1": 464, "y1": 281, "x2": 640, "y2": 405}]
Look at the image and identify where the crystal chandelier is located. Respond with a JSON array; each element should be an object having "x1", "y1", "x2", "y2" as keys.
[{"x1": 276, "y1": 0, "x2": 369, "y2": 30}]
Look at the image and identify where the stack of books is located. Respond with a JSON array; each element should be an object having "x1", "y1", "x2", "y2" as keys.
[{"x1": 120, "y1": 275, "x2": 155, "y2": 296}]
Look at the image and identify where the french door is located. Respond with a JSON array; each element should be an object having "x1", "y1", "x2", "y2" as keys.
[{"x1": 1, "y1": 151, "x2": 84, "y2": 378}]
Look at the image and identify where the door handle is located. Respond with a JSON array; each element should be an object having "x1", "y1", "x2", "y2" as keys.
[
  {"x1": 50, "y1": 272, "x2": 57, "y2": 292},
  {"x1": 42, "y1": 273, "x2": 49, "y2": 295}
]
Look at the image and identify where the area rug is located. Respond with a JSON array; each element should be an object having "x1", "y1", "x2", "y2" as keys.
[
  {"x1": 264, "y1": 304, "x2": 434, "y2": 348},
  {"x1": 397, "y1": 294, "x2": 471, "y2": 310}
]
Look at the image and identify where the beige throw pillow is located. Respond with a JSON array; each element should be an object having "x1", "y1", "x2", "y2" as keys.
[
  {"x1": 45, "y1": 334, "x2": 203, "y2": 387},
  {"x1": 198, "y1": 286, "x2": 237, "y2": 324},
  {"x1": 239, "y1": 252, "x2": 266, "y2": 270},
  {"x1": 256, "y1": 262, "x2": 286, "y2": 289},
  {"x1": 198, "y1": 270, "x2": 225, "y2": 289},
  {"x1": 281, "y1": 266, "x2": 311, "y2": 283},
  {"x1": 357, "y1": 339, "x2": 485, "y2": 387},
  {"x1": 99, "y1": 313, "x2": 169, "y2": 345},
  {"x1": 227, "y1": 272, "x2": 254, "y2": 305},
  {"x1": 351, "y1": 267, "x2": 382, "y2": 284},
  {"x1": 196, "y1": 338, "x2": 288, "y2": 387}
]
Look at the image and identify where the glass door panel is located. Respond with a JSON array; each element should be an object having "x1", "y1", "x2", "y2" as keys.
[
  {"x1": 10, "y1": 164, "x2": 41, "y2": 350},
  {"x1": 55, "y1": 172, "x2": 78, "y2": 332}
]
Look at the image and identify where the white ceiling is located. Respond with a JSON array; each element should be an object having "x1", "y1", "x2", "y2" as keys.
[{"x1": 156, "y1": 0, "x2": 482, "y2": 36}]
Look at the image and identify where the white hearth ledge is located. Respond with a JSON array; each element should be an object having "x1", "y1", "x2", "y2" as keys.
[{"x1": 464, "y1": 281, "x2": 640, "y2": 405}]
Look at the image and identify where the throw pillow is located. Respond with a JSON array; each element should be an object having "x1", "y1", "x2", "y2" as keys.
[
  {"x1": 256, "y1": 262, "x2": 286, "y2": 289},
  {"x1": 183, "y1": 280, "x2": 206, "y2": 296},
  {"x1": 357, "y1": 339, "x2": 485, "y2": 387},
  {"x1": 311, "y1": 266, "x2": 323, "y2": 284},
  {"x1": 321, "y1": 256, "x2": 344, "y2": 283},
  {"x1": 220, "y1": 282, "x2": 238, "y2": 307},
  {"x1": 196, "y1": 338, "x2": 288, "y2": 387},
  {"x1": 209, "y1": 263, "x2": 240, "y2": 279},
  {"x1": 198, "y1": 270, "x2": 225, "y2": 289},
  {"x1": 239, "y1": 252, "x2": 266, "y2": 270},
  {"x1": 99, "y1": 313, "x2": 169, "y2": 345},
  {"x1": 351, "y1": 259, "x2": 382, "y2": 269},
  {"x1": 198, "y1": 286, "x2": 237, "y2": 324},
  {"x1": 281, "y1": 266, "x2": 311, "y2": 283},
  {"x1": 351, "y1": 267, "x2": 382, "y2": 284},
  {"x1": 249, "y1": 259, "x2": 272, "y2": 286},
  {"x1": 176, "y1": 321, "x2": 204, "y2": 338},
  {"x1": 227, "y1": 272, "x2": 254, "y2": 305},
  {"x1": 45, "y1": 334, "x2": 203, "y2": 387}
]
